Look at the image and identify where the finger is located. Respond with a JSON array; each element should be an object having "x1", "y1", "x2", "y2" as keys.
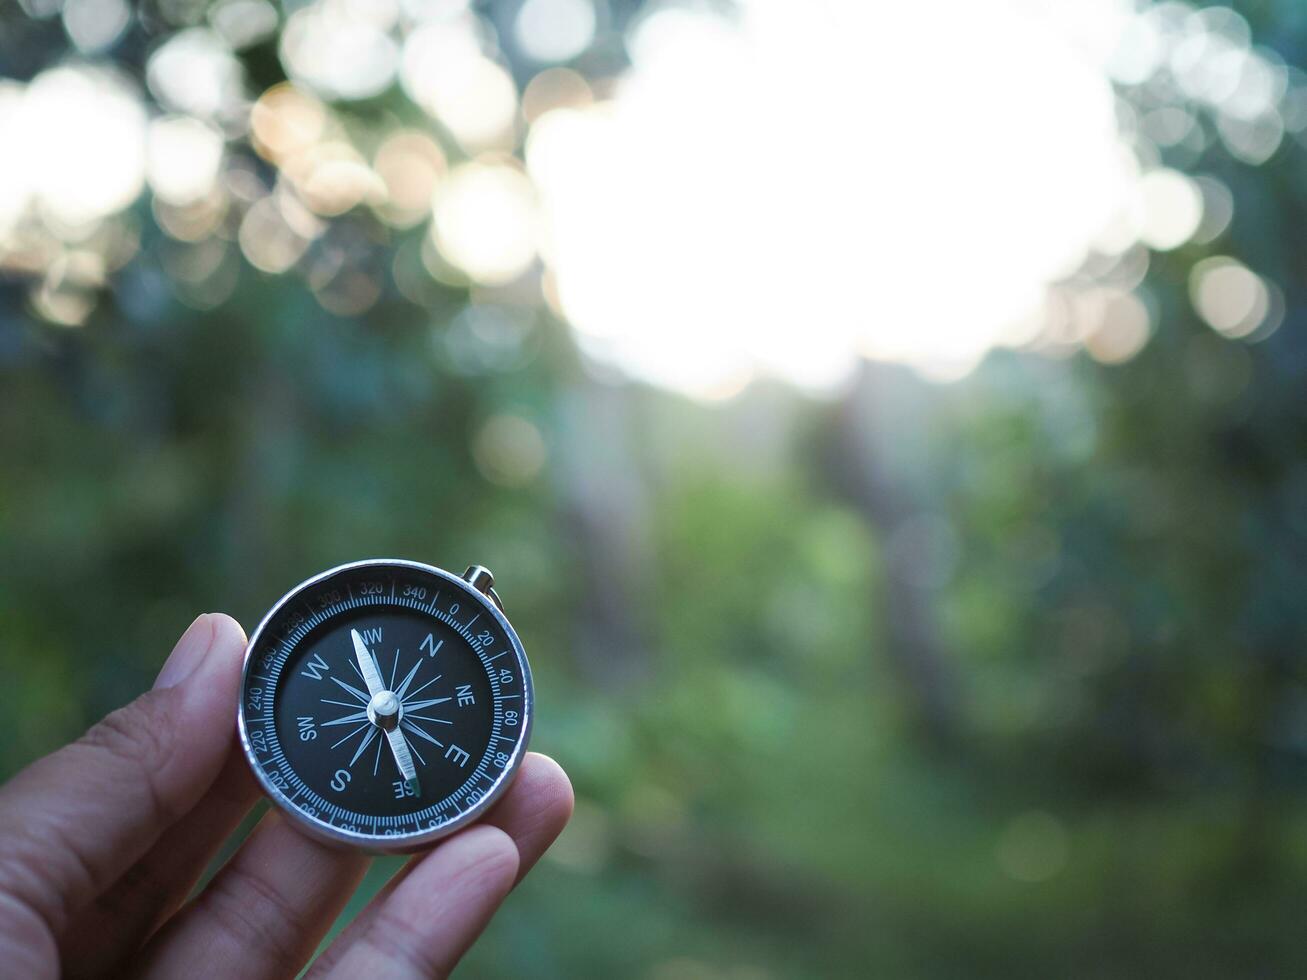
[
  {"x1": 307, "y1": 752, "x2": 572, "y2": 977},
  {"x1": 310, "y1": 825, "x2": 519, "y2": 980},
  {"x1": 0, "y1": 614, "x2": 246, "y2": 946},
  {"x1": 481, "y1": 753, "x2": 574, "y2": 886},
  {"x1": 59, "y1": 748, "x2": 261, "y2": 978},
  {"x1": 129, "y1": 812, "x2": 370, "y2": 980}
]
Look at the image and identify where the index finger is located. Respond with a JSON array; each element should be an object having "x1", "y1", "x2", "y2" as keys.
[{"x1": 0, "y1": 614, "x2": 246, "y2": 946}]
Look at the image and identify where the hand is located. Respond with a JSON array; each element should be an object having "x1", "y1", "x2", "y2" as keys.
[{"x1": 0, "y1": 614, "x2": 574, "y2": 979}]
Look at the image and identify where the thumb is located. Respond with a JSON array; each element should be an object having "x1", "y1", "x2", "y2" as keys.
[{"x1": 0, "y1": 614, "x2": 246, "y2": 962}]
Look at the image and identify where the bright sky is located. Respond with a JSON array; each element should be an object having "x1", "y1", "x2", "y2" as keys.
[
  {"x1": 529, "y1": 0, "x2": 1147, "y2": 396},
  {"x1": 0, "y1": 0, "x2": 1287, "y2": 387}
]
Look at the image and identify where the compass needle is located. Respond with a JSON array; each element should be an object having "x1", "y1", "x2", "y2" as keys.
[
  {"x1": 354, "y1": 627, "x2": 424, "y2": 789},
  {"x1": 385, "y1": 728, "x2": 420, "y2": 796},
  {"x1": 238, "y1": 560, "x2": 532, "y2": 850},
  {"x1": 351, "y1": 629, "x2": 387, "y2": 698}
]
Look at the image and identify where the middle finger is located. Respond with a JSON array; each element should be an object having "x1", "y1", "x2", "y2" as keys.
[{"x1": 128, "y1": 811, "x2": 370, "y2": 979}]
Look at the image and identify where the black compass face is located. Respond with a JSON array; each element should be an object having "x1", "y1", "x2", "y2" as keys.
[{"x1": 238, "y1": 561, "x2": 532, "y2": 850}]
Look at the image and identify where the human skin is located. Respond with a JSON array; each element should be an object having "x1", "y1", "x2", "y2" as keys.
[{"x1": 0, "y1": 613, "x2": 574, "y2": 979}]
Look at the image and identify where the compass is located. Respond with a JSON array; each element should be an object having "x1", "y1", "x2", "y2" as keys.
[{"x1": 236, "y1": 559, "x2": 533, "y2": 852}]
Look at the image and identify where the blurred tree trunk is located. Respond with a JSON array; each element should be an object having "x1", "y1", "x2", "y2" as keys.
[
  {"x1": 554, "y1": 376, "x2": 651, "y2": 687},
  {"x1": 830, "y1": 362, "x2": 960, "y2": 744}
]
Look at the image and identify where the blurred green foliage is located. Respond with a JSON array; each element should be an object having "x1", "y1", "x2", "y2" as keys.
[{"x1": 6, "y1": 2, "x2": 1307, "y2": 978}]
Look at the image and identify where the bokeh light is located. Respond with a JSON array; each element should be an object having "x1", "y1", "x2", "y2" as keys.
[
  {"x1": 62, "y1": 0, "x2": 131, "y2": 53},
  {"x1": 208, "y1": 0, "x2": 279, "y2": 50},
  {"x1": 281, "y1": 0, "x2": 400, "y2": 101},
  {"x1": 1082, "y1": 288, "x2": 1153, "y2": 364},
  {"x1": 373, "y1": 131, "x2": 448, "y2": 228},
  {"x1": 1131, "y1": 168, "x2": 1204, "y2": 249},
  {"x1": 1, "y1": 65, "x2": 146, "y2": 230},
  {"x1": 1189, "y1": 255, "x2": 1278, "y2": 339},
  {"x1": 0, "y1": 0, "x2": 1297, "y2": 392},
  {"x1": 514, "y1": 0, "x2": 597, "y2": 64},
  {"x1": 431, "y1": 161, "x2": 538, "y2": 286},
  {"x1": 401, "y1": 21, "x2": 519, "y2": 152},
  {"x1": 238, "y1": 190, "x2": 321, "y2": 273},
  {"x1": 147, "y1": 116, "x2": 225, "y2": 206},
  {"x1": 147, "y1": 28, "x2": 245, "y2": 120},
  {"x1": 473, "y1": 413, "x2": 548, "y2": 487}
]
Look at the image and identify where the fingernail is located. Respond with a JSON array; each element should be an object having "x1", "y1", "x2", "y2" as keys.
[{"x1": 155, "y1": 614, "x2": 216, "y2": 690}]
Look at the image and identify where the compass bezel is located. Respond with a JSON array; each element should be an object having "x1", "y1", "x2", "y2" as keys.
[{"x1": 236, "y1": 558, "x2": 534, "y2": 854}]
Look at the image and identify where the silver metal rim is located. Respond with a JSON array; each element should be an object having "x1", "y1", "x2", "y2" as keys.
[{"x1": 236, "y1": 558, "x2": 535, "y2": 854}]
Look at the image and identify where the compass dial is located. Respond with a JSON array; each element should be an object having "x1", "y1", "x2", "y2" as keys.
[{"x1": 237, "y1": 559, "x2": 533, "y2": 852}]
